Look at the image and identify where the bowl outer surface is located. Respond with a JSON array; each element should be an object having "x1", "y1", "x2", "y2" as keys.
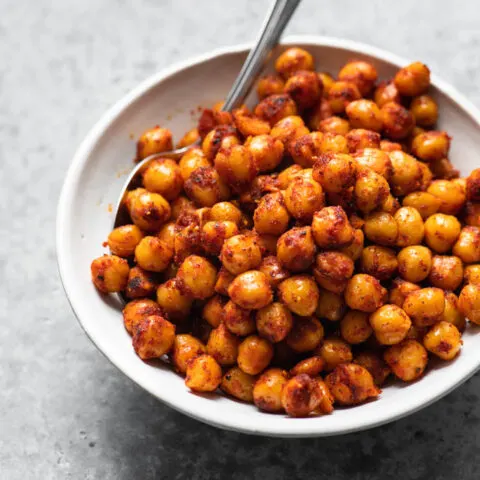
[{"x1": 57, "y1": 35, "x2": 480, "y2": 437}]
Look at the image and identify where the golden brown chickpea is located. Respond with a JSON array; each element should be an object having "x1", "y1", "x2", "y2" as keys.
[
  {"x1": 374, "y1": 81, "x2": 401, "y2": 108},
  {"x1": 276, "y1": 165, "x2": 302, "y2": 190},
  {"x1": 275, "y1": 47, "x2": 314, "y2": 78},
  {"x1": 156, "y1": 278, "x2": 193, "y2": 322},
  {"x1": 143, "y1": 158, "x2": 183, "y2": 201},
  {"x1": 394, "y1": 62, "x2": 430, "y2": 96},
  {"x1": 170, "y1": 195, "x2": 195, "y2": 220},
  {"x1": 464, "y1": 202, "x2": 480, "y2": 227},
  {"x1": 340, "y1": 229, "x2": 364, "y2": 262},
  {"x1": 428, "y1": 255, "x2": 464, "y2": 291},
  {"x1": 156, "y1": 222, "x2": 176, "y2": 251},
  {"x1": 214, "y1": 145, "x2": 258, "y2": 192},
  {"x1": 464, "y1": 264, "x2": 480, "y2": 285},
  {"x1": 325, "y1": 363, "x2": 380, "y2": 405},
  {"x1": 289, "y1": 132, "x2": 323, "y2": 167},
  {"x1": 207, "y1": 323, "x2": 240, "y2": 366},
  {"x1": 308, "y1": 98, "x2": 334, "y2": 130},
  {"x1": 345, "y1": 274, "x2": 387, "y2": 312},
  {"x1": 276, "y1": 227, "x2": 316, "y2": 273},
  {"x1": 361, "y1": 246, "x2": 398, "y2": 281},
  {"x1": 283, "y1": 176, "x2": 325, "y2": 223},
  {"x1": 107, "y1": 225, "x2": 143, "y2": 258},
  {"x1": 402, "y1": 191, "x2": 441, "y2": 219},
  {"x1": 381, "y1": 192, "x2": 401, "y2": 213},
  {"x1": 132, "y1": 314, "x2": 175, "y2": 360},
  {"x1": 369, "y1": 304, "x2": 412, "y2": 345},
  {"x1": 290, "y1": 356, "x2": 325, "y2": 377},
  {"x1": 213, "y1": 268, "x2": 234, "y2": 297},
  {"x1": 317, "y1": 72, "x2": 334, "y2": 96},
  {"x1": 286, "y1": 316, "x2": 324, "y2": 352},
  {"x1": 338, "y1": 60, "x2": 378, "y2": 96},
  {"x1": 256, "y1": 302, "x2": 293, "y2": 343},
  {"x1": 424, "y1": 213, "x2": 461, "y2": 253},
  {"x1": 353, "y1": 148, "x2": 392, "y2": 180},
  {"x1": 253, "y1": 368, "x2": 288, "y2": 412},
  {"x1": 256, "y1": 74, "x2": 285, "y2": 99},
  {"x1": 228, "y1": 270, "x2": 273, "y2": 310},
  {"x1": 410, "y1": 95, "x2": 438, "y2": 127},
  {"x1": 318, "y1": 116, "x2": 350, "y2": 135},
  {"x1": 384, "y1": 339, "x2": 428, "y2": 381},
  {"x1": 281, "y1": 374, "x2": 322, "y2": 417},
  {"x1": 381, "y1": 102, "x2": 415, "y2": 140},
  {"x1": 177, "y1": 255, "x2": 217, "y2": 299},
  {"x1": 316, "y1": 289, "x2": 346, "y2": 322},
  {"x1": 363, "y1": 212, "x2": 398, "y2": 246},
  {"x1": 254, "y1": 94, "x2": 298, "y2": 127},
  {"x1": 389, "y1": 278, "x2": 420, "y2": 307},
  {"x1": 423, "y1": 321, "x2": 462, "y2": 361},
  {"x1": 122, "y1": 299, "x2": 162, "y2": 336},
  {"x1": 245, "y1": 134, "x2": 284, "y2": 173},
  {"x1": 220, "y1": 233, "x2": 262, "y2": 275},
  {"x1": 185, "y1": 354, "x2": 222, "y2": 392},
  {"x1": 345, "y1": 99, "x2": 383, "y2": 132},
  {"x1": 223, "y1": 300, "x2": 256, "y2": 336},
  {"x1": 317, "y1": 132, "x2": 347, "y2": 155},
  {"x1": 312, "y1": 152, "x2": 356, "y2": 194},
  {"x1": 340, "y1": 310, "x2": 373, "y2": 344},
  {"x1": 135, "y1": 236, "x2": 173, "y2": 273},
  {"x1": 178, "y1": 148, "x2": 211, "y2": 182},
  {"x1": 403, "y1": 287, "x2": 445, "y2": 327},
  {"x1": 441, "y1": 292, "x2": 466, "y2": 331},
  {"x1": 237, "y1": 335, "x2": 274, "y2": 375},
  {"x1": 177, "y1": 127, "x2": 200, "y2": 149},
  {"x1": 173, "y1": 224, "x2": 201, "y2": 264},
  {"x1": 380, "y1": 139, "x2": 403, "y2": 152},
  {"x1": 171, "y1": 334, "x2": 206, "y2": 374},
  {"x1": 278, "y1": 275, "x2": 319, "y2": 317},
  {"x1": 257, "y1": 257, "x2": 289, "y2": 288},
  {"x1": 136, "y1": 126, "x2": 173, "y2": 161},
  {"x1": 232, "y1": 109, "x2": 271, "y2": 137},
  {"x1": 252, "y1": 192, "x2": 289, "y2": 236},
  {"x1": 284, "y1": 70, "x2": 322, "y2": 110},
  {"x1": 466, "y1": 168, "x2": 480, "y2": 201},
  {"x1": 125, "y1": 266, "x2": 158, "y2": 299},
  {"x1": 452, "y1": 226, "x2": 480, "y2": 263},
  {"x1": 270, "y1": 115, "x2": 309, "y2": 150},
  {"x1": 202, "y1": 294, "x2": 227, "y2": 328},
  {"x1": 345, "y1": 129, "x2": 381, "y2": 153},
  {"x1": 354, "y1": 168, "x2": 390, "y2": 214},
  {"x1": 394, "y1": 206, "x2": 425, "y2": 247},
  {"x1": 221, "y1": 367, "x2": 256, "y2": 403},
  {"x1": 208, "y1": 201, "x2": 240, "y2": 224},
  {"x1": 184, "y1": 166, "x2": 230, "y2": 207},
  {"x1": 315, "y1": 336, "x2": 353, "y2": 371},
  {"x1": 397, "y1": 246, "x2": 432, "y2": 283},
  {"x1": 411, "y1": 131, "x2": 450, "y2": 162},
  {"x1": 202, "y1": 125, "x2": 240, "y2": 161},
  {"x1": 314, "y1": 251, "x2": 355, "y2": 293},
  {"x1": 388, "y1": 150, "x2": 423, "y2": 196},
  {"x1": 429, "y1": 157, "x2": 460, "y2": 181},
  {"x1": 311, "y1": 206, "x2": 354, "y2": 248},
  {"x1": 328, "y1": 81, "x2": 361, "y2": 114},
  {"x1": 201, "y1": 220, "x2": 239, "y2": 256},
  {"x1": 458, "y1": 283, "x2": 480, "y2": 324},
  {"x1": 354, "y1": 351, "x2": 391, "y2": 386},
  {"x1": 128, "y1": 189, "x2": 171, "y2": 232}
]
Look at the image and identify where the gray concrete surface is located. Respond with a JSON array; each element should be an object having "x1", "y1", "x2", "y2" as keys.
[{"x1": 1, "y1": 0, "x2": 480, "y2": 478}]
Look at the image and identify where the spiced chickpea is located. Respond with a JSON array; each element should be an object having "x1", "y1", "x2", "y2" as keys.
[
  {"x1": 136, "y1": 126, "x2": 173, "y2": 161},
  {"x1": 308, "y1": 98, "x2": 333, "y2": 130},
  {"x1": 410, "y1": 95, "x2": 438, "y2": 127},
  {"x1": 171, "y1": 334, "x2": 206, "y2": 374},
  {"x1": 369, "y1": 304, "x2": 412, "y2": 346},
  {"x1": 340, "y1": 310, "x2": 373, "y2": 344},
  {"x1": 361, "y1": 246, "x2": 398, "y2": 280},
  {"x1": 284, "y1": 70, "x2": 322, "y2": 110},
  {"x1": 256, "y1": 302, "x2": 293, "y2": 343},
  {"x1": 354, "y1": 168, "x2": 390, "y2": 214},
  {"x1": 237, "y1": 335, "x2": 274, "y2": 375},
  {"x1": 466, "y1": 168, "x2": 480, "y2": 201},
  {"x1": 320, "y1": 132, "x2": 349, "y2": 154},
  {"x1": 345, "y1": 274, "x2": 387, "y2": 312},
  {"x1": 207, "y1": 323, "x2": 240, "y2": 366},
  {"x1": 363, "y1": 212, "x2": 398, "y2": 246},
  {"x1": 428, "y1": 255, "x2": 464, "y2": 291},
  {"x1": 258, "y1": 256, "x2": 290, "y2": 288},
  {"x1": 411, "y1": 131, "x2": 450, "y2": 162},
  {"x1": 452, "y1": 226, "x2": 480, "y2": 263},
  {"x1": 338, "y1": 60, "x2": 378, "y2": 96},
  {"x1": 340, "y1": 228, "x2": 364, "y2": 261},
  {"x1": 276, "y1": 164, "x2": 302, "y2": 190},
  {"x1": 286, "y1": 316, "x2": 324, "y2": 352},
  {"x1": 354, "y1": 351, "x2": 391, "y2": 386},
  {"x1": 345, "y1": 100, "x2": 383, "y2": 132},
  {"x1": 281, "y1": 374, "x2": 323, "y2": 417},
  {"x1": 312, "y1": 153, "x2": 357, "y2": 194},
  {"x1": 290, "y1": 356, "x2": 325, "y2": 377},
  {"x1": 219, "y1": 233, "x2": 262, "y2": 276},
  {"x1": 253, "y1": 192, "x2": 289, "y2": 236},
  {"x1": 232, "y1": 109, "x2": 270, "y2": 137},
  {"x1": 311, "y1": 206, "x2": 354, "y2": 249},
  {"x1": 228, "y1": 270, "x2": 273, "y2": 310},
  {"x1": 423, "y1": 321, "x2": 462, "y2": 361},
  {"x1": 276, "y1": 227, "x2": 316, "y2": 272},
  {"x1": 380, "y1": 139, "x2": 403, "y2": 152},
  {"x1": 318, "y1": 72, "x2": 334, "y2": 96},
  {"x1": 132, "y1": 314, "x2": 175, "y2": 360},
  {"x1": 384, "y1": 339, "x2": 428, "y2": 381},
  {"x1": 275, "y1": 47, "x2": 314, "y2": 78},
  {"x1": 464, "y1": 202, "x2": 480, "y2": 227},
  {"x1": 177, "y1": 255, "x2": 217, "y2": 299},
  {"x1": 202, "y1": 125, "x2": 240, "y2": 161},
  {"x1": 223, "y1": 300, "x2": 256, "y2": 337},
  {"x1": 381, "y1": 102, "x2": 415, "y2": 140},
  {"x1": 156, "y1": 222, "x2": 176, "y2": 251},
  {"x1": 429, "y1": 158, "x2": 459, "y2": 181},
  {"x1": 402, "y1": 191, "x2": 440, "y2": 219},
  {"x1": 202, "y1": 294, "x2": 227, "y2": 328},
  {"x1": 122, "y1": 299, "x2": 162, "y2": 336},
  {"x1": 397, "y1": 246, "x2": 432, "y2": 283},
  {"x1": 389, "y1": 278, "x2": 420, "y2": 308},
  {"x1": 328, "y1": 81, "x2": 361, "y2": 114},
  {"x1": 201, "y1": 220, "x2": 239, "y2": 255},
  {"x1": 245, "y1": 134, "x2": 284, "y2": 173},
  {"x1": 107, "y1": 225, "x2": 143, "y2": 258},
  {"x1": 314, "y1": 251, "x2": 355, "y2": 293},
  {"x1": 374, "y1": 81, "x2": 401, "y2": 108},
  {"x1": 464, "y1": 264, "x2": 480, "y2": 285},
  {"x1": 125, "y1": 266, "x2": 158, "y2": 299},
  {"x1": 178, "y1": 148, "x2": 211, "y2": 182},
  {"x1": 143, "y1": 158, "x2": 183, "y2": 201},
  {"x1": 394, "y1": 62, "x2": 430, "y2": 96},
  {"x1": 353, "y1": 148, "x2": 392, "y2": 179},
  {"x1": 209, "y1": 201, "x2": 242, "y2": 224},
  {"x1": 221, "y1": 367, "x2": 256, "y2": 403},
  {"x1": 270, "y1": 115, "x2": 309, "y2": 150},
  {"x1": 156, "y1": 278, "x2": 193, "y2": 322},
  {"x1": 128, "y1": 189, "x2": 171, "y2": 232},
  {"x1": 458, "y1": 284, "x2": 480, "y2": 324},
  {"x1": 380, "y1": 194, "x2": 400, "y2": 214},
  {"x1": 185, "y1": 354, "x2": 222, "y2": 392},
  {"x1": 424, "y1": 213, "x2": 461, "y2": 253},
  {"x1": 394, "y1": 207, "x2": 425, "y2": 247},
  {"x1": 316, "y1": 289, "x2": 346, "y2": 322},
  {"x1": 278, "y1": 275, "x2": 319, "y2": 317},
  {"x1": 283, "y1": 175, "x2": 325, "y2": 223},
  {"x1": 253, "y1": 368, "x2": 289, "y2": 412},
  {"x1": 403, "y1": 287, "x2": 445, "y2": 327},
  {"x1": 135, "y1": 236, "x2": 173, "y2": 273},
  {"x1": 177, "y1": 127, "x2": 199, "y2": 149},
  {"x1": 256, "y1": 74, "x2": 285, "y2": 99},
  {"x1": 439, "y1": 292, "x2": 467, "y2": 331},
  {"x1": 346, "y1": 129, "x2": 381, "y2": 152},
  {"x1": 254, "y1": 94, "x2": 298, "y2": 126},
  {"x1": 170, "y1": 195, "x2": 195, "y2": 220},
  {"x1": 184, "y1": 166, "x2": 230, "y2": 207},
  {"x1": 289, "y1": 132, "x2": 323, "y2": 167},
  {"x1": 318, "y1": 116, "x2": 350, "y2": 135}
]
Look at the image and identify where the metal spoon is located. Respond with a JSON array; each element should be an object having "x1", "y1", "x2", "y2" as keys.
[{"x1": 113, "y1": 0, "x2": 301, "y2": 228}]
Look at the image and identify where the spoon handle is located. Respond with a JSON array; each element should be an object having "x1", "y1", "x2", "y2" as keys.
[{"x1": 222, "y1": 0, "x2": 301, "y2": 111}]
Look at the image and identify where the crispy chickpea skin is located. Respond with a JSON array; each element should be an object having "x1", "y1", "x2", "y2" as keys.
[
  {"x1": 284, "y1": 70, "x2": 322, "y2": 110},
  {"x1": 320, "y1": 133, "x2": 348, "y2": 154},
  {"x1": 354, "y1": 168, "x2": 390, "y2": 214},
  {"x1": 128, "y1": 189, "x2": 171, "y2": 232},
  {"x1": 338, "y1": 61, "x2": 378, "y2": 96},
  {"x1": 381, "y1": 102, "x2": 415, "y2": 140},
  {"x1": 388, "y1": 150, "x2": 423, "y2": 196},
  {"x1": 256, "y1": 74, "x2": 285, "y2": 99},
  {"x1": 254, "y1": 94, "x2": 298, "y2": 127},
  {"x1": 253, "y1": 192, "x2": 289, "y2": 235},
  {"x1": 424, "y1": 213, "x2": 461, "y2": 253},
  {"x1": 223, "y1": 300, "x2": 256, "y2": 336},
  {"x1": 464, "y1": 264, "x2": 480, "y2": 285},
  {"x1": 393, "y1": 207, "x2": 425, "y2": 247},
  {"x1": 202, "y1": 125, "x2": 239, "y2": 161},
  {"x1": 318, "y1": 116, "x2": 350, "y2": 135},
  {"x1": 286, "y1": 316, "x2": 324, "y2": 352},
  {"x1": 402, "y1": 191, "x2": 441, "y2": 219},
  {"x1": 202, "y1": 294, "x2": 227, "y2": 328},
  {"x1": 369, "y1": 304, "x2": 412, "y2": 345},
  {"x1": 466, "y1": 168, "x2": 480, "y2": 201},
  {"x1": 353, "y1": 148, "x2": 392, "y2": 179},
  {"x1": 328, "y1": 81, "x2": 361, "y2": 114},
  {"x1": 340, "y1": 310, "x2": 373, "y2": 344},
  {"x1": 374, "y1": 81, "x2": 401, "y2": 108},
  {"x1": 143, "y1": 158, "x2": 183, "y2": 200},
  {"x1": 207, "y1": 323, "x2": 240, "y2": 366},
  {"x1": 136, "y1": 126, "x2": 173, "y2": 161},
  {"x1": 397, "y1": 246, "x2": 433, "y2": 283},
  {"x1": 429, "y1": 255, "x2": 464, "y2": 290},
  {"x1": 345, "y1": 274, "x2": 387, "y2": 312},
  {"x1": 258, "y1": 256, "x2": 290, "y2": 288},
  {"x1": 403, "y1": 287, "x2": 445, "y2": 327},
  {"x1": 245, "y1": 134, "x2": 284, "y2": 172},
  {"x1": 184, "y1": 166, "x2": 230, "y2": 207},
  {"x1": 312, "y1": 153, "x2": 357, "y2": 193},
  {"x1": 253, "y1": 368, "x2": 289, "y2": 412},
  {"x1": 464, "y1": 202, "x2": 480, "y2": 227},
  {"x1": 314, "y1": 251, "x2": 354, "y2": 293},
  {"x1": 271, "y1": 115, "x2": 309, "y2": 150},
  {"x1": 171, "y1": 334, "x2": 206, "y2": 374},
  {"x1": 394, "y1": 62, "x2": 430, "y2": 96},
  {"x1": 315, "y1": 336, "x2": 353, "y2": 371},
  {"x1": 459, "y1": 284, "x2": 480, "y2": 324},
  {"x1": 122, "y1": 299, "x2": 162, "y2": 335},
  {"x1": 132, "y1": 315, "x2": 175, "y2": 360},
  {"x1": 384, "y1": 339, "x2": 428, "y2": 381},
  {"x1": 201, "y1": 220, "x2": 239, "y2": 255},
  {"x1": 275, "y1": 47, "x2": 314, "y2": 78},
  {"x1": 412, "y1": 131, "x2": 450, "y2": 162},
  {"x1": 278, "y1": 275, "x2": 319, "y2": 317},
  {"x1": 208, "y1": 201, "x2": 241, "y2": 224},
  {"x1": 107, "y1": 225, "x2": 143, "y2": 258},
  {"x1": 135, "y1": 236, "x2": 173, "y2": 273},
  {"x1": 290, "y1": 356, "x2": 325, "y2": 376},
  {"x1": 232, "y1": 109, "x2": 270, "y2": 137},
  {"x1": 441, "y1": 292, "x2": 467, "y2": 331},
  {"x1": 214, "y1": 144, "x2": 258, "y2": 192},
  {"x1": 354, "y1": 351, "x2": 391, "y2": 386},
  {"x1": 423, "y1": 321, "x2": 462, "y2": 360},
  {"x1": 256, "y1": 302, "x2": 293, "y2": 343},
  {"x1": 125, "y1": 266, "x2": 158, "y2": 299},
  {"x1": 219, "y1": 369, "x2": 256, "y2": 405},
  {"x1": 156, "y1": 278, "x2": 193, "y2": 322},
  {"x1": 410, "y1": 95, "x2": 438, "y2": 127},
  {"x1": 276, "y1": 227, "x2": 316, "y2": 272},
  {"x1": 361, "y1": 246, "x2": 398, "y2": 280},
  {"x1": 340, "y1": 228, "x2": 364, "y2": 261},
  {"x1": 345, "y1": 100, "x2": 383, "y2": 132},
  {"x1": 452, "y1": 226, "x2": 480, "y2": 263},
  {"x1": 185, "y1": 354, "x2": 222, "y2": 392},
  {"x1": 346, "y1": 129, "x2": 381, "y2": 152},
  {"x1": 290, "y1": 131, "x2": 323, "y2": 167},
  {"x1": 176, "y1": 255, "x2": 217, "y2": 299},
  {"x1": 228, "y1": 270, "x2": 273, "y2": 310},
  {"x1": 316, "y1": 289, "x2": 346, "y2": 322},
  {"x1": 389, "y1": 278, "x2": 420, "y2": 308},
  {"x1": 363, "y1": 212, "x2": 398, "y2": 246},
  {"x1": 237, "y1": 335, "x2": 274, "y2": 375},
  {"x1": 178, "y1": 148, "x2": 211, "y2": 182},
  {"x1": 91, "y1": 255, "x2": 130, "y2": 293},
  {"x1": 281, "y1": 374, "x2": 324, "y2": 417},
  {"x1": 311, "y1": 206, "x2": 354, "y2": 248},
  {"x1": 220, "y1": 233, "x2": 262, "y2": 275},
  {"x1": 283, "y1": 176, "x2": 325, "y2": 223},
  {"x1": 157, "y1": 221, "x2": 176, "y2": 250}
]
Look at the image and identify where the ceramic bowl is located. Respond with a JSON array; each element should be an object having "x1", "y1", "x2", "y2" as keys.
[{"x1": 57, "y1": 35, "x2": 480, "y2": 437}]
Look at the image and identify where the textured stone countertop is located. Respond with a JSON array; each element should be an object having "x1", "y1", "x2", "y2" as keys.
[{"x1": 2, "y1": 0, "x2": 480, "y2": 478}]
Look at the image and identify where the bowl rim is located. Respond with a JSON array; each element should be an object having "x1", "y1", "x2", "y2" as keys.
[{"x1": 57, "y1": 34, "x2": 480, "y2": 437}]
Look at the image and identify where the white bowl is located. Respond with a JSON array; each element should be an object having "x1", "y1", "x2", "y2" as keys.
[{"x1": 57, "y1": 35, "x2": 480, "y2": 437}]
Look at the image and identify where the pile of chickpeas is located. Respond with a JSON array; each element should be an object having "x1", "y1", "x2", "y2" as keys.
[{"x1": 91, "y1": 47, "x2": 480, "y2": 417}]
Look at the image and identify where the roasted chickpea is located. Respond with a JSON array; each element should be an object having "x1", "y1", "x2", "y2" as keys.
[
  {"x1": 312, "y1": 153, "x2": 356, "y2": 194},
  {"x1": 276, "y1": 227, "x2": 316, "y2": 272},
  {"x1": 290, "y1": 356, "x2": 325, "y2": 377},
  {"x1": 122, "y1": 299, "x2": 162, "y2": 336},
  {"x1": 354, "y1": 351, "x2": 391, "y2": 386},
  {"x1": 286, "y1": 316, "x2": 324, "y2": 352},
  {"x1": 424, "y1": 213, "x2": 461, "y2": 253},
  {"x1": 340, "y1": 228, "x2": 364, "y2": 262},
  {"x1": 328, "y1": 81, "x2": 361, "y2": 114},
  {"x1": 257, "y1": 256, "x2": 289, "y2": 288},
  {"x1": 107, "y1": 225, "x2": 143, "y2": 258},
  {"x1": 128, "y1": 189, "x2": 171, "y2": 232},
  {"x1": 428, "y1": 255, "x2": 464, "y2": 291},
  {"x1": 317, "y1": 72, "x2": 334, "y2": 96},
  {"x1": 185, "y1": 354, "x2": 222, "y2": 392},
  {"x1": 278, "y1": 275, "x2": 319, "y2": 317},
  {"x1": 382, "y1": 193, "x2": 401, "y2": 214},
  {"x1": 345, "y1": 99, "x2": 383, "y2": 132},
  {"x1": 316, "y1": 289, "x2": 346, "y2": 322},
  {"x1": 283, "y1": 176, "x2": 325, "y2": 223},
  {"x1": 143, "y1": 158, "x2": 183, "y2": 201},
  {"x1": 289, "y1": 131, "x2": 323, "y2": 167},
  {"x1": 284, "y1": 70, "x2": 322, "y2": 110},
  {"x1": 155, "y1": 222, "x2": 176, "y2": 251},
  {"x1": 135, "y1": 236, "x2": 173, "y2": 273},
  {"x1": 402, "y1": 191, "x2": 440, "y2": 219},
  {"x1": 464, "y1": 202, "x2": 480, "y2": 227},
  {"x1": 207, "y1": 323, "x2": 240, "y2": 366},
  {"x1": 325, "y1": 363, "x2": 380, "y2": 405},
  {"x1": 245, "y1": 134, "x2": 284, "y2": 173},
  {"x1": 361, "y1": 246, "x2": 398, "y2": 280},
  {"x1": 354, "y1": 168, "x2": 390, "y2": 214},
  {"x1": 202, "y1": 294, "x2": 227, "y2": 328},
  {"x1": 256, "y1": 302, "x2": 293, "y2": 343},
  {"x1": 411, "y1": 131, "x2": 450, "y2": 162},
  {"x1": 237, "y1": 335, "x2": 274, "y2": 375},
  {"x1": 389, "y1": 278, "x2": 420, "y2": 308},
  {"x1": 320, "y1": 132, "x2": 349, "y2": 154},
  {"x1": 136, "y1": 126, "x2": 173, "y2": 161},
  {"x1": 173, "y1": 223, "x2": 201, "y2": 264},
  {"x1": 388, "y1": 151, "x2": 422, "y2": 196},
  {"x1": 276, "y1": 164, "x2": 302, "y2": 190},
  {"x1": 177, "y1": 255, "x2": 217, "y2": 299},
  {"x1": 270, "y1": 115, "x2": 309, "y2": 149},
  {"x1": 384, "y1": 339, "x2": 428, "y2": 381},
  {"x1": 363, "y1": 212, "x2": 398, "y2": 246},
  {"x1": 219, "y1": 233, "x2": 262, "y2": 275},
  {"x1": 318, "y1": 116, "x2": 350, "y2": 135},
  {"x1": 403, "y1": 287, "x2": 445, "y2": 327},
  {"x1": 397, "y1": 246, "x2": 432, "y2": 283},
  {"x1": 314, "y1": 251, "x2": 354, "y2": 293},
  {"x1": 201, "y1": 220, "x2": 239, "y2": 255},
  {"x1": 311, "y1": 206, "x2": 354, "y2": 249},
  {"x1": 338, "y1": 60, "x2": 378, "y2": 96},
  {"x1": 353, "y1": 149, "x2": 392, "y2": 180},
  {"x1": 156, "y1": 278, "x2": 193, "y2": 322},
  {"x1": 394, "y1": 207, "x2": 425, "y2": 247},
  {"x1": 466, "y1": 168, "x2": 480, "y2": 201},
  {"x1": 178, "y1": 148, "x2": 211, "y2": 182},
  {"x1": 228, "y1": 270, "x2": 273, "y2": 310},
  {"x1": 374, "y1": 81, "x2": 401, "y2": 108},
  {"x1": 418, "y1": 161, "x2": 434, "y2": 190},
  {"x1": 315, "y1": 337, "x2": 353, "y2": 371},
  {"x1": 275, "y1": 47, "x2": 314, "y2": 78},
  {"x1": 220, "y1": 367, "x2": 256, "y2": 403},
  {"x1": 125, "y1": 266, "x2": 158, "y2": 299},
  {"x1": 410, "y1": 95, "x2": 438, "y2": 127},
  {"x1": 232, "y1": 109, "x2": 270, "y2": 137},
  {"x1": 346, "y1": 129, "x2": 381, "y2": 153},
  {"x1": 308, "y1": 98, "x2": 334, "y2": 130},
  {"x1": 452, "y1": 226, "x2": 480, "y2": 263},
  {"x1": 423, "y1": 321, "x2": 462, "y2": 361},
  {"x1": 253, "y1": 192, "x2": 289, "y2": 236},
  {"x1": 208, "y1": 201, "x2": 241, "y2": 225},
  {"x1": 381, "y1": 102, "x2": 415, "y2": 140},
  {"x1": 132, "y1": 314, "x2": 175, "y2": 361},
  {"x1": 458, "y1": 284, "x2": 480, "y2": 324},
  {"x1": 223, "y1": 300, "x2": 255, "y2": 336},
  {"x1": 340, "y1": 310, "x2": 373, "y2": 344},
  {"x1": 345, "y1": 274, "x2": 386, "y2": 312},
  {"x1": 394, "y1": 62, "x2": 430, "y2": 96},
  {"x1": 202, "y1": 125, "x2": 239, "y2": 161},
  {"x1": 171, "y1": 334, "x2": 206, "y2": 374},
  {"x1": 368, "y1": 304, "x2": 412, "y2": 346},
  {"x1": 169, "y1": 195, "x2": 195, "y2": 220},
  {"x1": 177, "y1": 127, "x2": 199, "y2": 149},
  {"x1": 281, "y1": 374, "x2": 322, "y2": 417},
  {"x1": 464, "y1": 264, "x2": 480, "y2": 285},
  {"x1": 253, "y1": 368, "x2": 289, "y2": 412},
  {"x1": 184, "y1": 166, "x2": 230, "y2": 207},
  {"x1": 380, "y1": 139, "x2": 402, "y2": 152},
  {"x1": 254, "y1": 94, "x2": 298, "y2": 126},
  {"x1": 256, "y1": 74, "x2": 285, "y2": 99}
]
